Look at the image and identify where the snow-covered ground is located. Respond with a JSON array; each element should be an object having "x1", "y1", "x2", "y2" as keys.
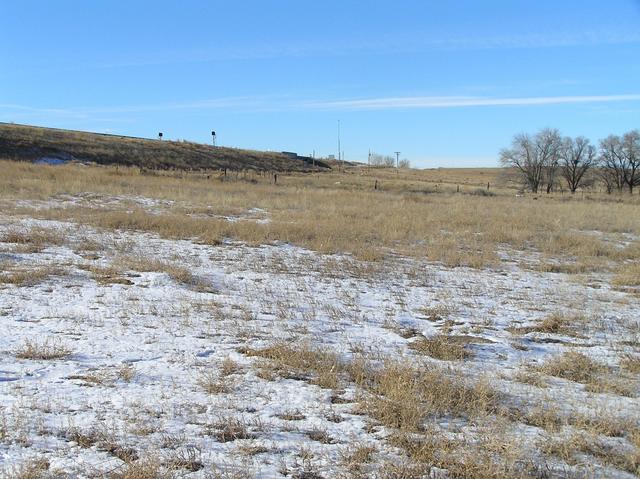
[{"x1": 0, "y1": 200, "x2": 639, "y2": 478}]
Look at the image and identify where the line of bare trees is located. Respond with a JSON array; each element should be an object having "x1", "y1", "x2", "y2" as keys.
[
  {"x1": 369, "y1": 152, "x2": 410, "y2": 169},
  {"x1": 500, "y1": 128, "x2": 639, "y2": 194}
]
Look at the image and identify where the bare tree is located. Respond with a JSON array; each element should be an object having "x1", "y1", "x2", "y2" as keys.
[
  {"x1": 370, "y1": 153, "x2": 395, "y2": 167},
  {"x1": 500, "y1": 128, "x2": 561, "y2": 193},
  {"x1": 559, "y1": 136, "x2": 597, "y2": 193},
  {"x1": 398, "y1": 158, "x2": 410, "y2": 169},
  {"x1": 621, "y1": 130, "x2": 640, "y2": 194},
  {"x1": 538, "y1": 129, "x2": 562, "y2": 193},
  {"x1": 598, "y1": 131, "x2": 639, "y2": 194},
  {"x1": 599, "y1": 135, "x2": 626, "y2": 193},
  {"x1": 500, "y1": 133, "x2": 541, "y2": 192}
]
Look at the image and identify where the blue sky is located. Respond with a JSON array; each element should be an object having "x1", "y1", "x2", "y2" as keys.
[{"x1": 1, "y1": 1, "x2": 639, "y2": 167}]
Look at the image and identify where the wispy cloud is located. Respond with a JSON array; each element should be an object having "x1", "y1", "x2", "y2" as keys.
[
  {"x1": 0, "y1": 96, "x2": 274, "y2": 118},
  {"x1": 52, "y1": 29, "x2": 640, "y2": 71},
  {"x1": 3, "y1": 94, "x2": 640, "y2": 121},
  {"x1": 301, "y1": 94, "x2": 640, "y2": 111}
]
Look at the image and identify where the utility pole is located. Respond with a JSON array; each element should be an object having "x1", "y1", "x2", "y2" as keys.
[
  {"x1": 337, "y1": 120, "x2": 341, "y2": 171},
  {"x1": 395, "y1": 151, "x2": 401, "y2": 170},
  {"x1": 211, "y1": 130, "x2": 216, "y2": 147}
]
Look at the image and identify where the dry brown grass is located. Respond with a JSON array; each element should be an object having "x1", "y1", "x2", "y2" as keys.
[
  {"x1": 108, "y1": 458, "x2": 171, "y2": 479},
  {"x1": 15, "y1": 339, "x2": 71, "y2": 360},
  {"x1": 244, "y1": 343, "x2": 342, "y2": 389},
  {"x1": 80, "y1": 256, "x2": 213, "y2": 291},
  {"x1": 386, "y1": 430, "x2": 534, "y2": 479},
  {"x1": 0, "y1": 227, "x2": 65, "y2": 253},
  {"x1": 0, "y1": 122, "x2": 326, "y2": 172},
  {"x1": 2, "y1": 160, "x2": 639, "y2": 269},
  {"x1": 359, "y1": 361, "x2": 498, "y2": 431},
  {"x1": 81, "y1": 264, "x2": 133, "y2": 285},
  {"x1": 0, "y1": 264, "x2": 65, "y2": 287},
  {"x1": 512, "y1": 369, "x2": 547, "y2": 388},
  {"x1": 539, "y1": 432, "x2": 640, "y2": 475},
  {"x1": 65, "y1": 426, "x2": 138, "y2": 463},
  {"x1": 536, "y1": 351, "x2": 637, "y2": 396},
  {"x1": 340, "y1": 444, "x2": 377, "y2": 476},
  {"x1": 117, "y1": 364, "x2": 137, "y2": 382},
  {"x1": 621, "y1": 354, "x2": 640, "y2": 374},
  {"x1": 508, "y1": 312, "x2": 586, "y2": 338},
  {"x1": 208, "y1": 417, "x2": 253, "y2": 442},
  {"x1": 246, "y1": 344, "x2": 498, "y2": 432},
  {"x1": 535, "y1": 312, "x2": 581, "y2": 335},
  {"x1": 196, "y1": 370, "x2": 231, "y2": 394},
  {"x1": 274, "y1": 347, "x2": 639, "y2": 477},
  {"x1": 220, "y1": 357, "x2": 241, "y2": 376},
  {"x1": 538, "y1": 351, "x2": 604, "y2": 383},
  {"x1": 276, "y1": 410, "x2": 306, "y2": 421},
  {"x1": 408, "y1": 335, "x2": 474, "y2": 361},
  {"x1": 613, "y1": 262, "x2": 640, "y2": 287},
  {"x1": 4, "y1": 457, "x2": 51, "y2": 479}
]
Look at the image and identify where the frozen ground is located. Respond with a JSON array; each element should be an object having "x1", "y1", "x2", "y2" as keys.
[{"x1": 0, "y1": 201, "x2": 639, "y2": 478}]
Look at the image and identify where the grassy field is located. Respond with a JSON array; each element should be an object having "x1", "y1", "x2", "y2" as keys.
[
  {"x1": 0, "y1": 123, "x2": 329, "y2": 172},
  {"x1": 1, "y1": 160, "x2": 639, "y2": 478}
]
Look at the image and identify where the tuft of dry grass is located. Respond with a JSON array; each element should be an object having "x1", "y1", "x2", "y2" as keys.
[
  {"x1": 65, "y1": 426, "x2": 138, "y2": 463},
  {"x1": 409, "y1": 334, "x2": 474, "y2": 361},
  {"x1": 621, "y1": 354, "x2": 640, "y2": 374},
  {"x1": 276, "y1": 410, "x2": 306, "y2": 421},
  {"x1": 220, "y1": 357, "x2": 241, "y2": 376},
  {"x1": 613, "y1": 262, "x2": 640, "y2": 287},
  {"x1": 208, "y1": 417, "x2": 253, "y2": 443},
  {"x1": 512, "y1": 369, "x2": 547, "y2": 388},
  {"x1": 359, "y1": 361, "x2": 498, "y2": 432},
  {"x1": 539, "y1": 432, "x2": 640, "y2": 475},
  {"x1": 82, "y1": 264, "x2": 133, "y2": 285},
  {"x1": 387, "y1": 431, "x2": 533, "y2": 479},
  {"x1": 340, "y1": 444, "x2": 377, "y2": 475},
  {"x1": 417, "y1": 304, "x2": 452, "y2": 322},
  {"x1": 117, "y1": 364, "x2": 137, "y2": 382},
  {"x1": 508, "y1": 312, "x2": 585, "y2": 337},
  {"x1": 584, "y1": 375, "x2": 637, "y2": 397},
  {"x1": 82, "y1": 256, "x2": 214, "y2": 291},
  {"x1": 164, "y1": 447, "x2": 204, "y2": 473},
  {"x1": 244, "y1": 343, "x2": 342, "y2": 389},
  {"x1": 536, "y1": 351, "x2": 637, "y2": 396},
  {"x1": 306, "y1": 428, "x2": 334, "y2": 444},
  {"x1": 108, "y1": 457, "x2": 171, "y2": 479},
  {"x1": 0, "y1": 265, "x2": 65, "y2": 287},
  {"x1": 15, "y1": 339, "x2": 71, "y2": 360},
  {"x1": 196, "y1": 370, "x2": 231, "y2": 394},
  {"x1": 538, "y1": 351, "x2": 604, "y2": 383},
  {"x1": 4, "y1": 457, "x2": 51, "y2": 479},
  {"x1": 1, "y1": 227, "x2": 65, "y2": 253},
  {"x1": 535, "y1": 312, "x2": 580, "y2": 335}
]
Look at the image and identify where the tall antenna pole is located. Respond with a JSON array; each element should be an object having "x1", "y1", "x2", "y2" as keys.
[{"x1": 337, "y1": 120, "x2": 341, "y2": 171}]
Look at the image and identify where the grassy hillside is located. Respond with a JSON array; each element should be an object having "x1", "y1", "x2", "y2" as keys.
[{"x1": 0, "y1": 122, "x2": 330, "y2": 172}]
